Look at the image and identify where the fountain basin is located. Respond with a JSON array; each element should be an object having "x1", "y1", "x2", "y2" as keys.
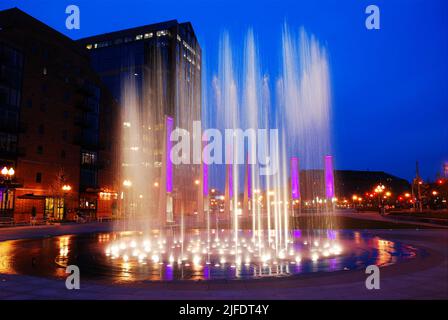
[{"x1": 0, "y1": 230, "x2": 418, "y2": 282}]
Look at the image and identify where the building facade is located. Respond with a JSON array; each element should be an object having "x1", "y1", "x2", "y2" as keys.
[
  {"x1": 78, "y1": 21, "x2": 202, "y2": 222},
  {"x1": 0, "y1": 8, "x2": 119, "y2": 223}
]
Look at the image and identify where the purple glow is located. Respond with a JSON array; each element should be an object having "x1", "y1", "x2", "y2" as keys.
[
  {"x1": 228, "y1": 165, "x2": 233, "y2": 198},
  {"x1": 203, "y1": 164, "x2": 208, "y2": 196},
  {"x1": 247, "y1": 162, "x2": 252, "y2": 198},
  {"x1": 291, "y1": 157, "x2": 300, "y2": 199},
  {"x1": 293, "y1": 230, "x2": 302, "y2": 238},
  {"x1": 166, "y1": 116, "x2": 173, "y2": 193},
  {"x1": 324, "y1": 155, "x2": 335, "y2": 198},
  {"x1": 165, "y1": 265, "x2": 173, "y2": 280},
  {"x1": 203, "y1": 265, "x2": 210, "y2": 280},
  {"x1": 327, "y1": 229, "x2": 337, "y2": 240}
]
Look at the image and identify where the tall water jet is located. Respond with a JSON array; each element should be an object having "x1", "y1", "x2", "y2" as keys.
[{"x1": 280, "y1": 25, "x2": 333, "y2": 228}]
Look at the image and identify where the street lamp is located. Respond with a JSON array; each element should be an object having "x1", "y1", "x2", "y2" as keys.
[
  {"x1": 61, "y1": 184, "x2": 72, "y2": 220},
  {"x1": 374, "y1": 184, "x2": 386, "y2": 215},
  {"x1": 1, "y1": 166, "x2": 15, "y2": 215},
  {"x1": 1, "y1": 166, "x2": 14, "y2": 179}
]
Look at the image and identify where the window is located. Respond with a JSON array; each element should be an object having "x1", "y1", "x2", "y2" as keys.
[
  {"x1": 79, "y1": 197, "x2": 97, "y2": 209},
  {"x1": 0, "y1": 85, "x2": 20, "y2": 107},
  {"x1": 37, "y1": 145, "x2": 43, "y2": 154},
  {"x1": 156, "y1": 30, "x2": 170, "y2": 37},
  {"x1": 45, "y1": 197, "x2": 64, "y2": 220},
  {"x1": 0, "y1": 133, "x2": 17, "y2": 152},
  {"x1": 81, "y1": 151, "x2": 96, "y2": 165},
  {"x1": 36, "y1": 172, "x2": 42, "y2": 183},
  {"x1": 80, "y1": 168, "x2": 97, "y2": 188}
]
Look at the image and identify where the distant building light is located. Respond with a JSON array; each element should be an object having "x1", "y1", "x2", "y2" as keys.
[
  {"x1": 144, "y1": 32, "x2": 153, "y2": 39},
  {"x1": 157, "y1": 30, "x2": 170, "y2": 37},
  {"x1": 86, "y1": 44, "x2": 93, "y2": 50},
  {"x1": 135, "y1": 34, "x2": 143, "y2": 40}
]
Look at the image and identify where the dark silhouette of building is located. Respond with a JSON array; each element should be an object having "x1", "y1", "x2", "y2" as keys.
[
  {"x1": 299, "y1": 169, "x2": 410, "y2": 200},
  {"x1": 0, "y1": 8, "x2": 119, "y2": 223}
]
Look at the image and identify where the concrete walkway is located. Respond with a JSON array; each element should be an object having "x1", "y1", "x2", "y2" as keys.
[
  {"x1": 0, "y1": 222, "x2": 114, "y2": 241},
  {"x1": 336, "y1": 210, "x2": 448, "y2": 229}
]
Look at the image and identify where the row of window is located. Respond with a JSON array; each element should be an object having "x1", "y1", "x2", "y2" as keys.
[{"x1": 85, "y1": 29, "x2": 172, "y2": 50}]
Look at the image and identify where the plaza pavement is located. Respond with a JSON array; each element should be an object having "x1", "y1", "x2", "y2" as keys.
[{"x1": 0, "y1": 220, "x2": 447, "y2": 299}]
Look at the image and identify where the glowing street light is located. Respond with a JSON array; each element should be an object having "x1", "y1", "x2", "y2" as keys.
[
  {"x1": 374, "y1": 184, "x2": 386, "y2": 215},
  {"x1": 62, "y1": 185, "x2": 72, "y2": 192},
  {"x1": 1, "y1": 166, "x2": 14, "y2": 178},
  {"x1": 123, "y1": 180, "x2": 132, "y2": 188},
  {"x1": 374, "y1": 184, "x2": 385, "y2": 194}
]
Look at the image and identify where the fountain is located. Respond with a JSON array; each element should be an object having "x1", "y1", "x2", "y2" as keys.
[
  {"x1": 114, "y1": 24, "x2": 339, "y2": 278},
  {"x1": 0, "y1": 25, "x2": 421, "y2": 283}
]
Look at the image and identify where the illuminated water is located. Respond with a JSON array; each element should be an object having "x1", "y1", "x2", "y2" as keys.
[{"x1": 0, "y1": 230, "x2": 418, "y2": 282}]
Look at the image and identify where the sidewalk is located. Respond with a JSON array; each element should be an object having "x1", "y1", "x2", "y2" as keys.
[
  {"x1": 0, "y1": 222, "x2": 114, "y2": 242},
  {"x1": 335, "y1": 210, "x2": 448, "y2": 229}
]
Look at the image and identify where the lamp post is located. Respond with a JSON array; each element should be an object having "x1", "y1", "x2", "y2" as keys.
[
  {"x1": 61, "y1": 184, "x2": 72, "y2": 220},
  {"x1": 1, "y1": 166, "x2": 15, "y2": 215},
  {"x1": 374, "y1": 184, "x2": 385, "y2": 215}
]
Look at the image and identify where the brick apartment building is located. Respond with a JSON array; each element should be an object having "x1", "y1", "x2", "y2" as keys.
[{"x1": 0, "y1": 8, "x2": 119, "y2": 223}]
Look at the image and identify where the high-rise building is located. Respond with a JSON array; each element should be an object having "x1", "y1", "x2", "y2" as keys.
[
  {"x1": 78, "y1": 20, "x2": 202, "y2": 221},
  {"x1": 0, "y1": 8, "x2": 119, "y2": 223}
]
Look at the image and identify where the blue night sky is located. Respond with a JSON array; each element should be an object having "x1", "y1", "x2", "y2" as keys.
[{"x1": 1, "y1": 0, "x2": 447, "y2": 182}]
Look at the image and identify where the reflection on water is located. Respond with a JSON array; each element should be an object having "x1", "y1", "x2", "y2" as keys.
[
  {"x1": 0, "y1": 240, "x2": 15, "y2": 274},
  {"x1": 0, "y1": 230, "x2": 418, "y2": 282}
]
